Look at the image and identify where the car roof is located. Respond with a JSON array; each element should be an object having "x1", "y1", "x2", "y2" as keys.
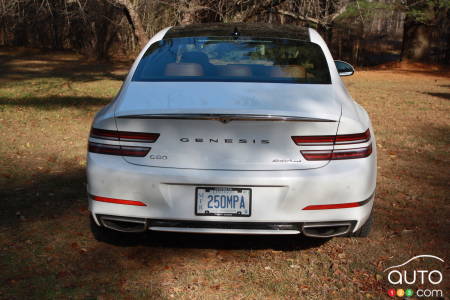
[{"x1": 163, "y1": 23, "x2": 310, "y2": 41}]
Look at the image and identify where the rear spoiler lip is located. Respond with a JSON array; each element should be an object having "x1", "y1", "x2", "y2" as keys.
[{"x1": 116, "y1": 114, "x2": 337, "y2": 123}]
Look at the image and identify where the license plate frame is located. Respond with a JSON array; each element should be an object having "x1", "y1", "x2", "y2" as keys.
[{"x1": 195, "y1": 187, "x2": 252, "y2": 217}]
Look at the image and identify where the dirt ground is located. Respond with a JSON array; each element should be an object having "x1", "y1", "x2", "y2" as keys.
[{"x1": 0, "y1": 48, "x2": 449, "y2": 299}]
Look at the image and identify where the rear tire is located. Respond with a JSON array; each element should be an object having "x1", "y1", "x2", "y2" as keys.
[{"x1": 349, "y1": 212, "x2": 373, "y2": 237}]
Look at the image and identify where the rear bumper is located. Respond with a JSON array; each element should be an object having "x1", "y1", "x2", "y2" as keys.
[
  {"x1": 87, "y1": 152, "x2": 376, "y2": 234},
  {"x1": 94, "y1": 215, "x2": 360, "y2": 237}
]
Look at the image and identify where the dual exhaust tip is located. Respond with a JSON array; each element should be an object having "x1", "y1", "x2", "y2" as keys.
[
  {"x1": 97, "y1": 215, "x2": 353, "y2": 238},
  {"x1": 99, "y1": 215, "x2": 148, "y2": 233},
  {"x1": 301, "y1": 222, "x2": 353, "y2": 238}
]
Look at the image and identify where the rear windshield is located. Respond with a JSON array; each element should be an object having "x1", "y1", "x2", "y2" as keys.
[{"x1": 132, "y1": 37, "x2": 331, "y2": 84}]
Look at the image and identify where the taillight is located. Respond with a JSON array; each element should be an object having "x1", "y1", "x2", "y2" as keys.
[
  {"x1": 292, "y1": 129, "x2": 372, "y2": 161},
  {"x1": 88, "y1": 142, "x2": 150, "y2": 157},
  {"x1": 90, "y1": 128, "x2": 159, "y2": 143},
  {"x1": 292, "y1": 129, "x2": 370, "y2": 146},
  {"x1": 292, "y1": 135, "x2": 334, "y2": 146},
  {"x1": 88, "y1": 128, "x2": 158, "y2": 157},
  {"x1": 301, "y1": 144, "x2": 372, "y2": 161},
  {"x1": 335, "y1": 129, "x2": 370, "y2": 144}
]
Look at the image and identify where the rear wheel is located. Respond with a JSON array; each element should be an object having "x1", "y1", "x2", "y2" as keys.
[{"x1": 349, "y1": 213, "x2": 373, "y2": 237}]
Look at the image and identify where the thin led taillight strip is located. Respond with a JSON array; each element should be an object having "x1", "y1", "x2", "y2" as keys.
[
  {"x1": 88, "y1": 142, "x2": 150, "y2": 157},
  {"x1": 90, "y1": 128, "x2": 159, "y2": 143},
  {"x1": 292, "y1": 129, "x2": 370, "y2": 146},
  {"x1": 301, "y1": 144, "x2": 372, "y2": 161},
  {"x1": 302, "y1": 196, "x2": 371, "y2": 210},
  {"x1": 331, "y1": 144, "x2": 372, "y2": 159},
  {"x1": 91, "y1": 195, "x2": 147, "y2": 206},
  {"x1": 90, "y1": 128, "x2": 120, "y2": 140},
  {"x1": 292, "y1": 135, "x2": 335, "y2": 145},
  {"x1": 335, "y1": 129, "x2": 370, "y2": 144}
]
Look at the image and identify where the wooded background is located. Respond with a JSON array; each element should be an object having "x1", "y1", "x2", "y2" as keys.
[{"x1": 1, "y1": 0, "x2": 449, "y2": 65}]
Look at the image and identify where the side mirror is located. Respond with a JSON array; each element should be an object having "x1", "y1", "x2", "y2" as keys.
[{"x1": 335, "y1": 60, "x2": 355, "y2": 76}]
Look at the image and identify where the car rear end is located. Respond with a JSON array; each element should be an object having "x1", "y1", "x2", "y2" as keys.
[{"x1": 87, "y1": 24, "x2": 376, "y2": 238}]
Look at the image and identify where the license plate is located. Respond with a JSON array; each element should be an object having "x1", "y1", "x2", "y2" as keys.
[{"x1": 195, "y1": 187, "x2": 252, "y2": 217}]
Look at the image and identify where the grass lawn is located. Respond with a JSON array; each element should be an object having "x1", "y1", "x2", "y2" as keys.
[{"x1": 0, "y1": 48, "x2": 449, "y2": 299}]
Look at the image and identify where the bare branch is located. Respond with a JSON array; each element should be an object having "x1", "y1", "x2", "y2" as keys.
[{"x1": 275, "y1": 8, "x2": 321, "y2": 25}]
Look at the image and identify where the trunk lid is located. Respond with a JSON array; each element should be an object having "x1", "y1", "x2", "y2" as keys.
[{"x1": 115, "y1": 82, "x2": 340, "y2": 170}]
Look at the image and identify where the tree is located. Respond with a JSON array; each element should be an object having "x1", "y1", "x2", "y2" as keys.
[
  {"x1": 400, "y1": 0, "x2": 450, "y2": 63},
  {"x1": 112, "y1": 0, "x2": 148, "y2": 48}
]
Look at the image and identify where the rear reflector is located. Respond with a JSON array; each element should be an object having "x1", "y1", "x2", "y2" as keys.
[
  {"x1": 90, "y1": 128, "x2": 159, "y2": 143},
  {"x1": 302, "y1": 202, "x2": 360, "y2": 210},
  {"x1": 292, "y1": 129, "x2": 370, "y2": 146},
  {"x1": 91, "y1": 195, "x2": 147, "y2": 206},
  {"x1": 301, "y1": 144, "x2": 372, "y2": 161},
  {"x1": 303, "y1": 193, "x2": 373, "y2": 210},
  {"x1": 88, "y1": 142, "x2": 150, "y2": 157}
]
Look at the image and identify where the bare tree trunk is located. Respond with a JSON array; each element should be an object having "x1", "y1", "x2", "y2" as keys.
[
  {"x1": 353, "y1": 38, "x2": 360, "y2": 65},
  {"x1": 180, "y1": 0, "x2": 199, "y2": 24},
  {"x1": 401, "y1": 16, "x2": 434, "y2": 62},
  {"x1": 401, "y1": 5, "x2": 449, "y2": 63},
  {"x1": 115, "y1": 0, "x2": 147, "y2": 48}
]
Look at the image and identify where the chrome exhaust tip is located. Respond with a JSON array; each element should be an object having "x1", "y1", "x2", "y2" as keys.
[
  {"x1": 98, "y1": 215, "x2": 147, "y2": 233},
  {"x1": 302, "y1": 222, "x2": 353, "y2": 238}
]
